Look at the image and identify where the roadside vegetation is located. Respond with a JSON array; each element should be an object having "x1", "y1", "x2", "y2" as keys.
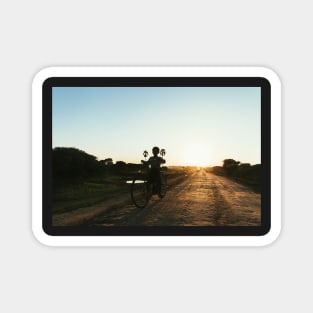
[
  {"x1": 52, "y1": 148, "x2": 261, "y2": 214},
  {"x1": 53, "y1": 147, "x2": 192, "y2": 214},
  {"x1": 207, "y1": 159, "x2": 261, "y2": 193}
]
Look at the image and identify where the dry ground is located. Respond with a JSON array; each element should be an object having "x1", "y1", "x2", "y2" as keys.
[{"x1": 88, "y1": 168, "x2": 261, "y2": 226}]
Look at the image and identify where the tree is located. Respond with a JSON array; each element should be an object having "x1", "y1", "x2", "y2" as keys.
[
  {"x1": 222, "y1": 159, "x2": 240, "y2": 176},
  {"x1": 103, "y1": 158, "x2": 113, "y2": 166},
  {"x1": 115, "y1": 161, "x2": 127, "y2": 173},
  {"x1": 53, "y1": 147, "x2": 99, "y2": 179},
  {"x1": 237, "y1": 163, "x2": 251, "y2": 177}
]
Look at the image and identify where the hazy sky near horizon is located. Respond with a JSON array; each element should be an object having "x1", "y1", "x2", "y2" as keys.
[{"x1": 52, "y1": 86, "x2": 261, "y2": 166}]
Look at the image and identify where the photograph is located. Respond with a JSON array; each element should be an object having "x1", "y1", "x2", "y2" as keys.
[{"x1": 51, "y1": 85, "x2": 262, "y2": 230}]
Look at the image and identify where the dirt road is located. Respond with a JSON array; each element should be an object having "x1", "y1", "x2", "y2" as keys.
[{"x1": 88, "y1": 169, "x2": 261, "y2": 226}]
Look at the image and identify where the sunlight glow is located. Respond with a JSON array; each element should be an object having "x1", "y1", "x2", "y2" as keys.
[{"x1": 182, "y1": 143, "x2": 211, "y2": 167}]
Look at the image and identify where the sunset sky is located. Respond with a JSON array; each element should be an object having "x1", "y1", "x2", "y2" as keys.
[{"x1": 52, "y1": 86, "x2": 261, "y2": 166}]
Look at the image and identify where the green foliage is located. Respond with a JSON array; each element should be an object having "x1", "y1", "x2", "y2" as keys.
[
  {"x1": 53, "y1": 179, "x2": 129, "y2": 214},
  {"x1": 114, "y1": 161, "x2": 127, "y2": 174},
  {"x1": 236, "y1": 163, "x2": 251, "y2": 177},
  {"x1": 52, "y1": 147, "x2": 144, "y2": 213},
  {"x1": 53, "y1": 148, "x2": 139, "y2": 180},
  {"x1": 213, "y1": 159, "x2": 261, "y2": 193},
  {"x1": 223, "y1": 159, "x2": 240, "y2": 176},
  {"x1": 52, "y1": 162, "x2": 191, "y2": 214},
  {"x1": 101, "y1": 158, "x2": 113, "y2": 166},
  {"x1": 53, "y1": 147, "x2": 100, "y2": 180},
  {"x1": 211, "y1": 166, "x2": 225, "y2": 176}
]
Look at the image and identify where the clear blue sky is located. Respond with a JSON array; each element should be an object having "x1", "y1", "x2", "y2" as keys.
[{"x1": 52, "y1": 87, "x2": 261, "y2": 166}]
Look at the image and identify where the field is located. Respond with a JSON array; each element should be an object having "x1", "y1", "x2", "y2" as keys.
[
  {"x1": 52, "y1": 148, "x2": 260, "y2": 218},
  {"x1": 53, "y1": 166, "x2": 193, "y2": 214}
]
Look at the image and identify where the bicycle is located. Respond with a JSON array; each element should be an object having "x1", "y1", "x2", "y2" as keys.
[{"x1": 130, "y1": 163, "x2": 167, "y2": 209}]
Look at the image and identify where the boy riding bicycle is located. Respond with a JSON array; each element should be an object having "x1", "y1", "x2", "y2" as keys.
[{"x1": 141, "y1": 146, "x2": 166, "y2": 194}]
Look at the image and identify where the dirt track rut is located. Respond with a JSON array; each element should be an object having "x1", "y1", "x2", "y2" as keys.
[{"x1": 88, "y1": 169, "x2": 261, "y2": 226}]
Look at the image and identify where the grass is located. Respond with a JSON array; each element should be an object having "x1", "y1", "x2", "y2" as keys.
[
  {"x1": 53, "y1": 176, "x2": 129, "y2": 214},
  {"x1": 53, "y1": 167, "x2": 191, "y2": 214},
  {"x1": 205, "y1": 167, "x2": 261, "y2": 193},
  {"x1": 231, "y1": 177, "x2": 261, "y2": 193}
]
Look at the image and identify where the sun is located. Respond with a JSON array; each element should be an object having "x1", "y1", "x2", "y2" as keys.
[{"x1": 182, "y1": 143, "x2": 211, "y2": 167}]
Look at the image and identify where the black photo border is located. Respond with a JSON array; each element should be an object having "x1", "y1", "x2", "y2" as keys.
[{"x1": 42, "y1": 77, "x2": 271, "y2": 237}]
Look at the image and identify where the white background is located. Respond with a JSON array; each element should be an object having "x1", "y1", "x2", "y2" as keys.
[{"x1": 1, "y1": 0, "x2": 311, "y2": 312}]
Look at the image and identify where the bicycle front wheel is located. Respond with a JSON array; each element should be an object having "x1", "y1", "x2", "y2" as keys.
[{"x1": 131, "y1": 179, "x2": 149, "y2": 208}]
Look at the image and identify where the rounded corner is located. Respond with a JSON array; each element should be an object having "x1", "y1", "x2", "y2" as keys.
[
  {"x1": 32, "y1": 67, "x2": 52, "y2": 81},
  {"x1": 256, "y1": 66, "x2": 282, "y2": 88},
  {"x1": 32, "y1": 67, "x2": 59, "y2": 90},
  {"x1": 259, "y1": 224, "x2": 282, "y2": 247},
  {"x1": 31, "y1": 223, "x2": 55, "y2": 247}
]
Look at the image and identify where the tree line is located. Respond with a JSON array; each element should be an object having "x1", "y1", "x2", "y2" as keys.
[
  {"x1": 212, "y1": 159, "x2": 261, "y2": 192},
  {"x1": 53, "y1": 147, "x2": 261, "y2": 191},
  {"x1": 53, "y1": 147, "x2": 141, "y2": 180}
]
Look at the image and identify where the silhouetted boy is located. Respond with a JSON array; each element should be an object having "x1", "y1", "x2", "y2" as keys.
[{"x1": 141, "y1": 146, "x2": 166, "y2": 193}]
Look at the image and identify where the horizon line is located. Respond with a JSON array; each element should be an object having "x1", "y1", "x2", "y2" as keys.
[{"x1": 52, "y1": 146, "x2": 261, "y2": 167}]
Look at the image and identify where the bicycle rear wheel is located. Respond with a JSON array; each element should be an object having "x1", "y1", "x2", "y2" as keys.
[
  {"x1": 131, "y1": 179, "x2": 150, "y2": 208},
  {"x1": 158, "y1": 175, "x2": 167, "y2": 198}
]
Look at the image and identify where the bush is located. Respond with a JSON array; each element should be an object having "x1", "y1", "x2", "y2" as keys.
[
  {"x1": 222, "y1": 159, "x2": 240, "y2": 176},
  {"x1": 53, "y1": 147, "x2": 100, "y2": 180}
]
